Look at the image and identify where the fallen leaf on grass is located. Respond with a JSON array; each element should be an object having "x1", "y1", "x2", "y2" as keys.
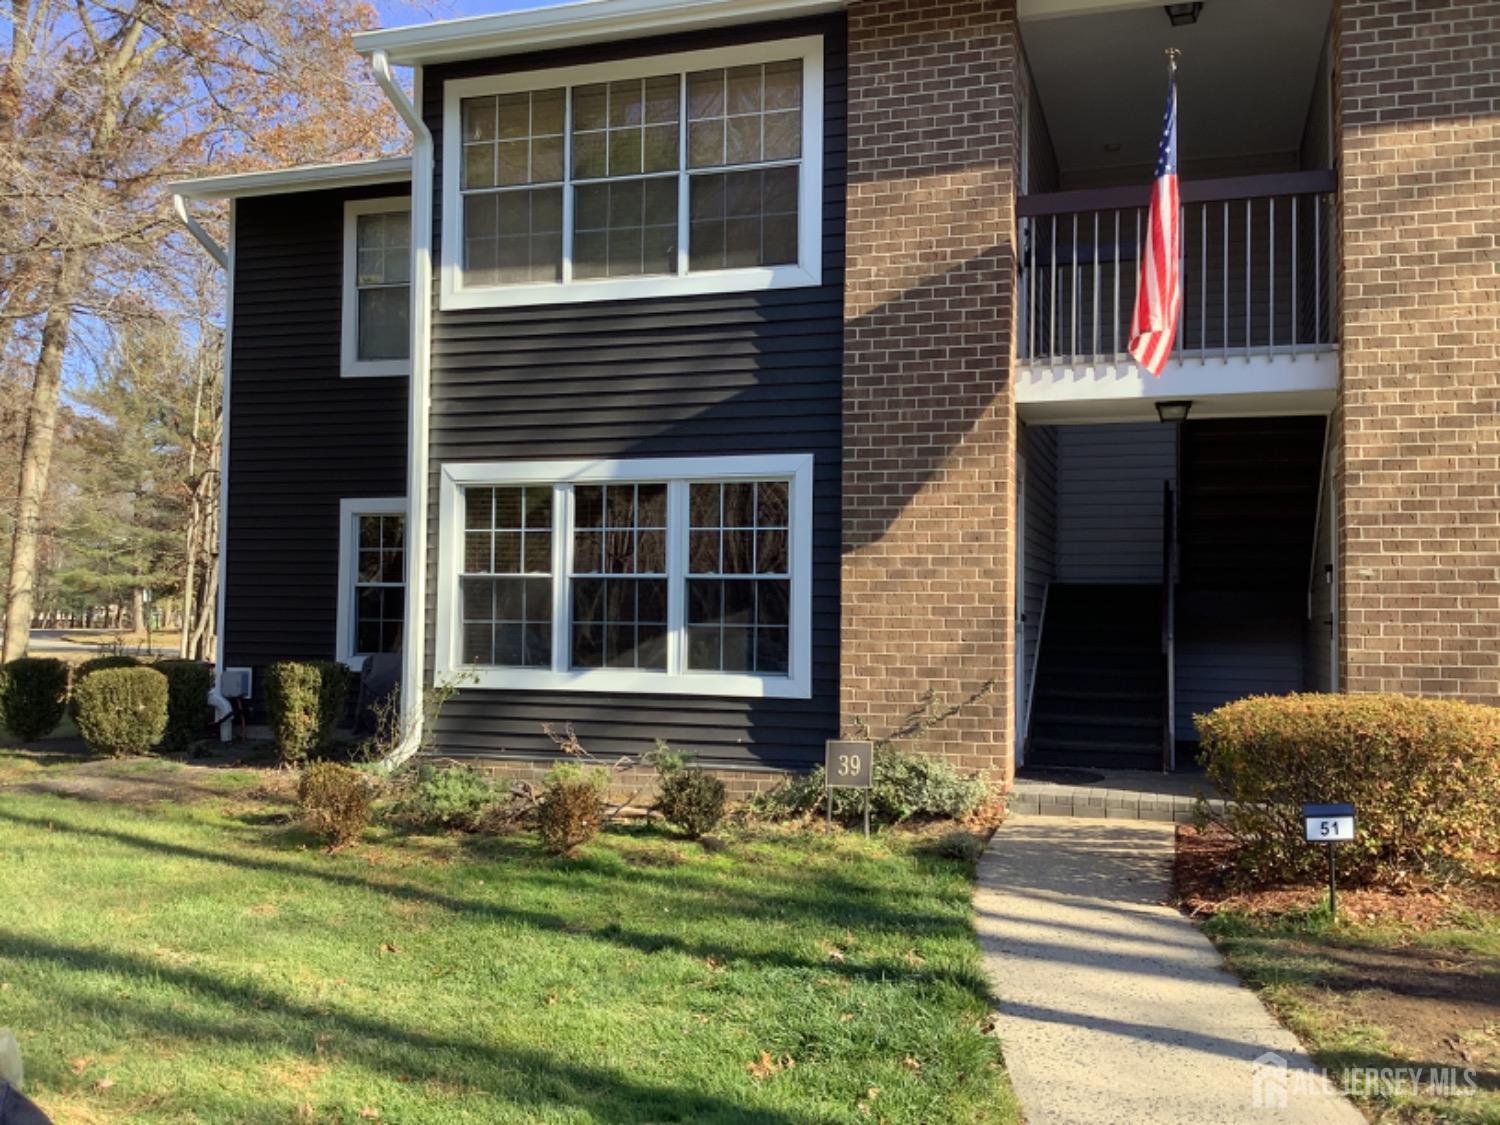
[
  {"x1": 92, "y1": 1076, "x2": 115, "y2": 1093},
  {"x1": 903, "y1": 948, "x2": 926, "y2": 967},
  {"x1": 902, "y1": 1056, "x2": 922, "y2": 1072},
  {"x1": 379, "y1": 942, "x2": 401, "y2": 955},
  {"x1": 359, "y1": 1107, "x2": 380, "y2": 1119},
  {"x1": 704, "y1": 955, "x2": 724, "y2": 973},
  {"x1": 746, "y1": 1051, "x2": 795, "y2": 1080},
  {"x1": 68, "y1": 1057, "x2": 92, "y2": 1076}
]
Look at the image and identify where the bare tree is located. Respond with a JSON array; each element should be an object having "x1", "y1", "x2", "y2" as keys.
[{"x1": 0, "y1": 0, "x2": 407, "y2": 659}]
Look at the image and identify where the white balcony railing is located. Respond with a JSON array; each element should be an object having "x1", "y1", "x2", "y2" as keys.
[{"x1": 1018, "y1": 171, "x2": 1337, "y2": 369}]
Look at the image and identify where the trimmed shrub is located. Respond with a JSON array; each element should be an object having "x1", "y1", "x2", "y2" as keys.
[
  {"x1": 654, "y1": 759, "x2": 727, "y2": 839},
  {"x1": 152, "y1": 660, "x2": 213, "y2": 753},
  {"x1": 0, "y1": 657, "x2": 69, "y2": 741},
  {"x1": 73, "y1": 667, "x2": 169, "y2": 757},
  {"x1": 389, "y1": 763, "x2": 499, "y2": 832},
  {"x1": 265, "y1": 661, "x2": 349, "y2": 765},
  {"x1": 298, "y1": 761, "x2": 373, "y2": 849},
  {"x1": 751, "y1": 745, "x2": 990, "y2": 826},
  {"x1": 70, "y1": 655, "x2": 142, "y2": 723},
  {"x1": 1197, "y1": 692, "x2": 1500, "y2": 886},
  {"x1": 537, "y1": 763, "x2": 607, "y2": 855}
]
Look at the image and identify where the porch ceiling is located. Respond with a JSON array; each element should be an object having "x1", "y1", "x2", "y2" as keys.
[{"x1": 1020, "y1": 0, "x2": 1331, "y2": 179}]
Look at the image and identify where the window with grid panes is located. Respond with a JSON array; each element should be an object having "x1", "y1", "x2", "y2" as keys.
[
  {"x1": 686, "y1": 481, "x2": 790, "y2": 674},
  {"x1": 460, "y1": 485, "x2": 554, "y2": 667},
  {"x1": 448, "y1": 41, "x2": 814, "y2": 299},
  {"x1": 355, "y1": 513, "x2": 405, "y2": 655},
  {"x1": 570, "y1": 483, "x2": 669, "y2": 670},
  {"x1": 437, "y1": 456, "x2": 811, "y2": 695}
]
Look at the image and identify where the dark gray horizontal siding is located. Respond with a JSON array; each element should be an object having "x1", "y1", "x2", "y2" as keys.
[
  {"x1": 423, "y1": 15, "x2": 845, "y2": 771},
  {"x1": 225, "y1": 186, "x2": 409, "y2": 679}
]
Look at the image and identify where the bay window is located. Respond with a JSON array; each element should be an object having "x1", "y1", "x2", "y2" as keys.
[
  {"x1": 440, "y1": 37, "x2": 823, "y2": 308},
  {"x1": 434, "y1": 455, "x2": 813, "y2": 697}
]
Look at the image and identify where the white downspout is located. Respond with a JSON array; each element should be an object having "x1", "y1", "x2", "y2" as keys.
[
  {"x1": 172, "y1": 193, "x2": 228, "y2": 268},
  {"x1": 368, "y1": 49, "x2": 434, "y2": 768},
  {"x1": 173, "y1": 192, "x2": 234, "y2": 739}
]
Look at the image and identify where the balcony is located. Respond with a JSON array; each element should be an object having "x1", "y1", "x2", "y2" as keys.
[{"x1": 1015, "y1": 171, "x2": 1339, "y2": 422}]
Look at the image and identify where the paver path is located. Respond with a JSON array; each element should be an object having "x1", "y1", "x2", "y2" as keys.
[{"x1": 976, "y1": 816, "x2": 1365, "y2": 1124}]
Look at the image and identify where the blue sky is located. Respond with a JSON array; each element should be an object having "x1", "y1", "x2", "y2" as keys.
[{"x1": 372, "y1": 0, "x2": 566, "y2": 27}]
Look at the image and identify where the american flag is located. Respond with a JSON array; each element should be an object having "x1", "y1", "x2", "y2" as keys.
[{"x1": 1128, "y1": 65, "x2": 1181, "y2": 376}]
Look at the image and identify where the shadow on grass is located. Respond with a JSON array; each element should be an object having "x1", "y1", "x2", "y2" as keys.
[
  {"x1": 0, "y1": 928, "x2": 819, "y2": 1124},
  {"x1": 0, "y1": 807, "x2": 991, "y2": 1004}
]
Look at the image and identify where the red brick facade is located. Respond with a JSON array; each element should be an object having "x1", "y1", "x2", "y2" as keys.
[
  {"x1": 841, "y1": 0, "x2": 1021, "y2": 778},
  {"x1": 1335, "y1": 0, "x2": 1500, "y2": 701}
]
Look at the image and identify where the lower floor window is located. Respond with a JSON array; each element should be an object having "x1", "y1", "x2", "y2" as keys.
[
  {"x1": 337, "y1": 498, "x2": 407, "y2": 668},
  {"x1": 435, "y1": 454, "x2": 813, "y2": 698}
]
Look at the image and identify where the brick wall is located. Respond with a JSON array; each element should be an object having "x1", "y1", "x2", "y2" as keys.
[
  {"x1": 1336, "y1": 0, "x2": 1500, "y2": 700},
  {"x1": 842, "y1": 0, "x2": 1020, "y2": 777}
]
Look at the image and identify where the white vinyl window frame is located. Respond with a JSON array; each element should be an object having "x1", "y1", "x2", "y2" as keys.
[
  {"x1": 439, "y1": 36, "x2": 824, "y2": 311},
  {"x1": 336, "y1": 496, "x2": 409, "y2": 669},
  {"x1": 341, "y1": 197, "x2": 413, "y2": 378},
  {"x1": 434, "y1": 454, "x2": 814, "y2": 697}
]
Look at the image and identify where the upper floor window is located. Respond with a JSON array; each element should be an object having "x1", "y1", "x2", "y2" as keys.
[
  {"x1": 342, "y1": 198, "x2": 411, "y2": 378},
  {"x1": 440, "y1": 36, "x2": 824, "y2": 310}
]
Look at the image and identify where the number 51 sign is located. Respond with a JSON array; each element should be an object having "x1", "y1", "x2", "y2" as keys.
[{"x1": 825, "y1": 740, "x2": 874, "y2": 836}]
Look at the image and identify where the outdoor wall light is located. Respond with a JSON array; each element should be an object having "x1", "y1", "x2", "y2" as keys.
[
  {"x1": 1155, "y1": 400, "x2": 1193, "y2": 423},
  {"x1": 1164, "y1": 2, "x2": 1203, "y2": 27}
]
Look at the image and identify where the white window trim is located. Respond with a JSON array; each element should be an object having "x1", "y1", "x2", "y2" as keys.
[
  {"x1": 337, "y1": 497, "x2": 409, "y2": 670},
  {"x1": 342, "y1": 197, "x2": 413, "y2": 378},
  {"x1": 439, "y1": 35, "x2": 824, "y2": 311},
  {"x1": 434, "y1": 454, "x2": 814, "y2": 698}
]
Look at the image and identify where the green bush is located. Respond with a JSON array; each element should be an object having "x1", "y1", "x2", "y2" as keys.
[
  {"x1": 652, "y1": 755, "x2": 727, "y2": 839},
  {"x1": 537, "y1": 763, "x2": 608, "y2": 855},
  {"x1": 153, "y1": 660, "x2": 213, "y2": 753},
  {"x1": 389, "y1": 763, "x2": 499, "y2": 832},
  {"x1": 298, "y1": 761, "x2": 373, "y2": 849},
  {"x1": 0, "y1": 657, "x2": 69, "y2": 741},
  {"x1": 751, "y1": 745, "x2": 990, "y2": 826},
  {"x1": 73, "y1": 667, "x2": 169, "y2": 757},
  {"x1": 70, "y1": 655, "x2": 141, "y2": 711},
  {"x1": 264, "y1": 661, "x2": 349, "y2": 765},
  {"x1": 1197, "y1": 692, "x2": 1500, "y2": 887}
]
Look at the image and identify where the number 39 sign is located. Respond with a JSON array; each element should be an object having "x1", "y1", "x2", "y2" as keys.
[
  {"x1": 826, "y1": 740, "x2": 873, "y2": 789},
  {"x1": 825, "y1": 740, "x2": 874, "y2": 836}
]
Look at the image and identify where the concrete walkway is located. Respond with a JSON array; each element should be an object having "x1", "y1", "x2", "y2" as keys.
[{"x1": 976, "y1": 816, "x2": 1365, "y2": 1124}]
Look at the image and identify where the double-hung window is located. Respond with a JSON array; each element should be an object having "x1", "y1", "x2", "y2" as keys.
[
  {"x1": 440, "y1": 36, "x2": 823, "y2": 309},
  {"x1": 336, "y1": 498, "x2": 408, "y2": 668},
  {"x1": 342, "y1": 198, "x2": 411, "y2": 377},
  {"x1": 435, "y1": 454, "x2": 813, "y2": 697}
]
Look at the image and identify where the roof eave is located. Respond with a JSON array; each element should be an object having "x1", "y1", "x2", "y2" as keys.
[
  {"x1": 169, "y1": 156, "x2": 413, "y2": 200},
  {"x1": 353, "y1": 0, "x2": 844, "y2": 66}
]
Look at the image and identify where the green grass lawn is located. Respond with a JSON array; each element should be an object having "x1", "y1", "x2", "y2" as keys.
[
  {"x1": 0, "y1": 746, "x2": 1016, "y2": 1124},
  {"x1": 1204, "y1": 903, "x2": 1500, "y2": 1124}
]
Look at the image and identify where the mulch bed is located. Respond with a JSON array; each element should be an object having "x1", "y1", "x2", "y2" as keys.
[{"x1": 1173, "y1": 823, "x2": 1500, "y2": 927}]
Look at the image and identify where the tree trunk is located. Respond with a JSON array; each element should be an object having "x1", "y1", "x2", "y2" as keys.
[
  {"x1": 1, "y1": 255, "x2": 81, "y2": 661},
  {"x1": 131, "y1": 586, "x2": 145, "y2": 634},
  {"x1": 178, "y1": 361, "x2": 206, "y2": 656}
]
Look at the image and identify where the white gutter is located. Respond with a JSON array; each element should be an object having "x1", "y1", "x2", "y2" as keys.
[
  {"x1": 172, "y1": 194, "x2": 228, "y2": 267},
  {"x1": 353, "y1": 0, "x2": 841, "y2": 65},
  {"x1": 368, "y1": 49, "x2": 434, "y2": 769},
  {"x1": 169, "y1": 157, "x2": 411, "y2": 201}
]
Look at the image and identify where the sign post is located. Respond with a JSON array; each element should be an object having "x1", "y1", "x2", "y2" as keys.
[
  {"x1": 825, "y1": 740, "x2": 874, "y2": 837},
  {"x1": 1302, "y1": 803, "x2": 1356, "y2": 916}
]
